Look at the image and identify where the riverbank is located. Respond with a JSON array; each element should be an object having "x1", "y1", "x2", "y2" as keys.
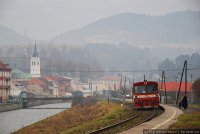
[{"x1": 13, "y1": 98, "x2": 137, "y2": 134}]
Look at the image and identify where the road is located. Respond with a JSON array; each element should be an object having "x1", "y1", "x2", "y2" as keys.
[{"x1": 0, "y1": 102, "x2": 71, "y2": 134}]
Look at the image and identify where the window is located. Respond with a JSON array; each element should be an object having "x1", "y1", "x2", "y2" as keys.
[
  {"x1": 134, "y1": 84, "x2": 158, "y2": 94},
  {"x1": 32, "y1": 61, "x2": 35, "y2": 66}
]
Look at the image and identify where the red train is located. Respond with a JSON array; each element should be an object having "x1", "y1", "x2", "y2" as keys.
[{"x1": 132, "y1": 80, "x2": 160, "y2": 108}]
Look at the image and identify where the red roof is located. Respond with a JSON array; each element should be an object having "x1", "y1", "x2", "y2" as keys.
[
  {"x1": 43, "y1": 76, "x2": 67, "y2": 81},
  {"x1": 158, "y1": 82, "x2": 192, "y2": 92},
  {"x1": 28, "y1": 78, "x2": 46, "y2": 85},
  {"x1": 0, "y1": 60, "x2": 12, "y2": 71}
]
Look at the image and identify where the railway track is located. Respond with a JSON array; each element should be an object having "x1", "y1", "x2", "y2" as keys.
[{"x1": 89, "y1": 107, "x2": 162, "y2": 134}]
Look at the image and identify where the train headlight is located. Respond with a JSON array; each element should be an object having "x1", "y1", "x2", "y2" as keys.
[{"x1": 153, "y1": 94, "x2": 159, "y2": 97}]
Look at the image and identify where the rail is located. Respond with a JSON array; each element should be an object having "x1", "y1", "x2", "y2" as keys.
[{"x1": 89, "y1": 108, "x2": 159, "y2": 134}]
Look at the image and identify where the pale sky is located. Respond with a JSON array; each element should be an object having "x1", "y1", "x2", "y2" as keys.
[{"x1": 0, "y1": 0, "x2": 200, "y2": 40}]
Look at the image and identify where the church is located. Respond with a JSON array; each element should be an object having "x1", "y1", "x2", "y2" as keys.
[{"x1": 30, "y1": 44, "x2": 41, "y2": 78}]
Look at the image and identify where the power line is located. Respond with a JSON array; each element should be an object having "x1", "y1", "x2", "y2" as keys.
[
  {"x1": 16, "y1": 67, "x2": 200, "y2": 74},
  {"x1": 38, "y1": 67, "x2": 200, "y2": 73},
  {"x1": 188, "y1": 64, "x2": 200, "y2": 68}
]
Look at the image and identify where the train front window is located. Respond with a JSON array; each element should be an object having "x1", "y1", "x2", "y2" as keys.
[{"x1": 134, "y1": 84, "x2": 158, "y2": 94}]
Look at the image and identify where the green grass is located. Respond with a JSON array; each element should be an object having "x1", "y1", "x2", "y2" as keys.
[{"x1": 169, "y1": 113, "x2": 200, "y2": 129}]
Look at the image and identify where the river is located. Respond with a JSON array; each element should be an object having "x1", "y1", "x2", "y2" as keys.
[{"x1": 0, "y1": 102, "x2": 71, "y2": 134}]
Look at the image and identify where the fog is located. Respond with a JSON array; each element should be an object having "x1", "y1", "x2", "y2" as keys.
[
  {"x1": 0, "y1": 0, "x2": 200, "y2": 40},
  {"x1": 0, "y1": 0, "x2": 200, "y2": 82}
]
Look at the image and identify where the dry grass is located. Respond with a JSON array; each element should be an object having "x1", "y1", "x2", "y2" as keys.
[
  {"x1": 170, "y1": 103, "x2": 200, "y2": 129},
  {"x1": 13, "y1": 100, "x2": 123, "y2": 134},
  {"x1": 169, "y1": 112, "x2": 200, "y2": 129}
]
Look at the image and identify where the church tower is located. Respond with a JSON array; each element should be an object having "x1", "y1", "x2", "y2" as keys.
[{"x1": 30, "y1": 43, "x2": 40, "y2": 77}]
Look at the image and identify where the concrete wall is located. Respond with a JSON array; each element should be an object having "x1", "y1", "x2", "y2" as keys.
[
  {"x1": 0, "y1": 102, "x2": 21, "y2": 112},
  {"x1": 0, "y1": 98, "x2": 70, "y2": 112}
]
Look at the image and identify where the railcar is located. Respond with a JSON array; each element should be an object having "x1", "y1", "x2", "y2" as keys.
[{"x1": 132, "y1": 80, "x2": 160, "y2": 108}]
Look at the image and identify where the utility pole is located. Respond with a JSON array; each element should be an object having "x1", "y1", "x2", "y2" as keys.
[
  {"x1": 132, "y1": 78, "x2": 134, "y2": 100},
  {"x1": 123, "y1": 76, "x2": 126, "y2": 105},
  {"x1": 161, "y1": 71, "x2": 167, "y2": 104},
  {"x1": 96, "y1": 86, "x2": 98, "y2": 97},
  {"x1": 114, "y1": 83, "x2": 116, "y2": 99},
  {"x1": 176, "y1": 60, "x2": 188, "y2": 105},
  {"x1": 124, "y1": 76, "x2": 126, "y2": 95},
  {"x1": 120, "y1": 77, "x2": 122, "y2": 98},
  {"x1": 89, "y1": 80, "x2": 93, "y2": 94},
  {"x1": 185, "y1": 60, "x2": 187, "y2": 95}
]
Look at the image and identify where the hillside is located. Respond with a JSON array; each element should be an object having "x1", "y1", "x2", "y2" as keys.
[
  {"x1": 51, "y1": 10, "x2": 200, "y2": 46},
  {"x1": 0, "y1": 25, "x2": 33, "y2": 45}
]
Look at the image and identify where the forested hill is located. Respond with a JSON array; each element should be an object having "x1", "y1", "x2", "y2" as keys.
[
  {"x1": 0, "y1": 25, "x2": 33, "y2": 45},
  {"x1": 158, "y1": 53, "x2": 200, "y2": 81},
  {"x1": 51, "y1": 10, "x2": 200, "y2": 45}
]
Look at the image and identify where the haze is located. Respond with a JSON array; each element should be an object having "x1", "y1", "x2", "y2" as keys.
[{"x1": 0, "y1": 0, "x2": 200, "y2": 40}]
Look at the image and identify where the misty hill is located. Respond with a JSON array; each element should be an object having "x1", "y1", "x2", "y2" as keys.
[
  {"x1": 0, "y1": 25, "x2": 33, "y2": 45},
  {"x1": 51, "y1": 10, "x2": 200, "y2": 46}
]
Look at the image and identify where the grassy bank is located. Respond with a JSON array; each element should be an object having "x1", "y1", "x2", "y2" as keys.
[
  {"x1": 169, "y1": 105, "x2": 200, "y2": 129},
  {"x1": 13, "y1": 99, "x2": 135, "y2": 134}
]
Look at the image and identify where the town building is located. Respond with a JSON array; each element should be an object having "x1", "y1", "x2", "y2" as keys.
[
  {"x1": 158, "y1": 82, "x2": 192, "y2": 104},
  {"x1": 92, "y1": 76, "x2": 121, "y2": 94},
  {"x1": 30, "y1": 44, "x2": 40, "y2": 78},
  {"x1": 52, "y1": 82, "x2": 59, "y2": 97},
  {"x1": 27, "y1": 77, "x2": 50, "y2": 95},
  {"x1": 43, "y1": 76, "x2": 72, "y2": 97},
  {"x1": 0, "y1": 61, "x2": 12, "y2": 102}
]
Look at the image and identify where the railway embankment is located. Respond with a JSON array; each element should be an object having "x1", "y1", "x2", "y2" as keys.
[{"x1": 13, "y1": 97, "x2": 164, "y2": 134}]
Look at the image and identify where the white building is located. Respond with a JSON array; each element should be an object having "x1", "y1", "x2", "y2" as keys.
[
  {"x1": 30, "y1": 44, "x2": 40, "y2": 78},
  {"x1": 53, "y1": 82, "x2": 59, "y2": 97},
  {"x1": 93, "y1": 76, "x2": 121, "y2": 91}
]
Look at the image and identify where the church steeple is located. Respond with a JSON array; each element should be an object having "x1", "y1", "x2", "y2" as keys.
[
  {"x1": 33, "y1": 43, "x2": 38, "y2": 57},
  {"x1": 30, "y1": 42, "x2": 40, "y2": 78}
]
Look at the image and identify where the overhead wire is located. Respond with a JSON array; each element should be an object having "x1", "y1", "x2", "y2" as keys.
[{"x1": 38, "y1": 67, "x2": 200, "y2": 72}]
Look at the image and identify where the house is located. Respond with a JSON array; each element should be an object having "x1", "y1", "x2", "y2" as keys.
[
  {"x1": 27, "y1": 78, "x2": 50, "y2": 96},
  {"x1": 43, "y1": 76, "x2": 73, "y2": 97},
  {"x1": 52, "y1": 82, "x2": 59, "y2": 97},
  {"x1": 0, "y1": 61, "x2": 12, "y2": 102},
  {"x1": 9, "y1": 75, "x2": 74, "y2": 98},
  {"x1": 92, "y1": 76, "x2": 121, "y2": 94},
  {"x1": 158, "y1": 82, "x2": 192, "y2": 103}
]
